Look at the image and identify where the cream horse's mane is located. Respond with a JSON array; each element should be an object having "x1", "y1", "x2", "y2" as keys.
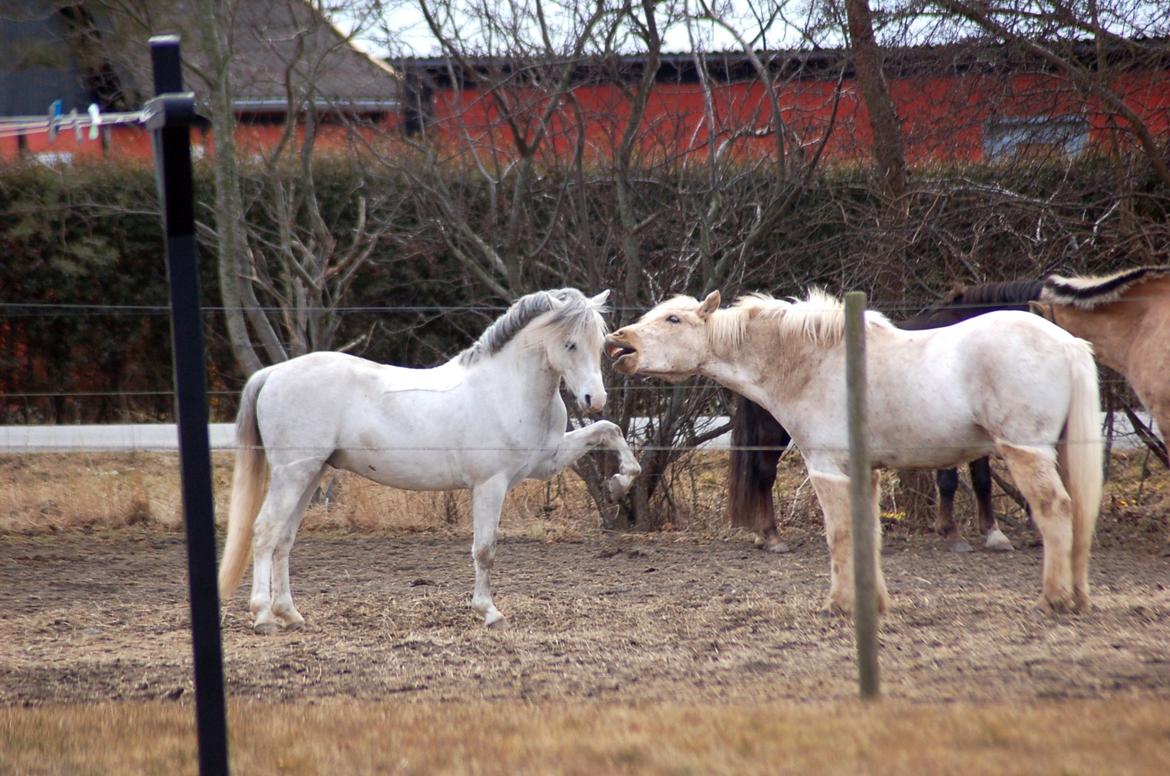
[{"x1": 698, "y1": 289, "x2": 893, "y2": 350}]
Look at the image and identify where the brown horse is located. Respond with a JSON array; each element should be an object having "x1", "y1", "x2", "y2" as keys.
[
  {"x1": 728, "y1": 266, "x2": 1169, "y2": 551},
  {"x1": 1036, "y1": 266, "x2": 1170, "y2": 467}
]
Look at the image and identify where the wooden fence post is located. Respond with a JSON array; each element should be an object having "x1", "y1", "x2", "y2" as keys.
[{"x1": 845, "y1": 290, "x2": 880, "y2": 700}]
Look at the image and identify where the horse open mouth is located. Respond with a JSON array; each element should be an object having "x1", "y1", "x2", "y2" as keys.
[{"x1": 605, "y1": 342, "x2": 638, "y2": 372}]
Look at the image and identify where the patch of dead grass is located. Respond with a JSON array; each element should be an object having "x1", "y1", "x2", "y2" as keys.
[
  {"x1": 2, "y1": 698, "x2": 1169, "y2": 775},
  {"x1": 1, "y1": 450, "x2": 1165, "y2": 551}
]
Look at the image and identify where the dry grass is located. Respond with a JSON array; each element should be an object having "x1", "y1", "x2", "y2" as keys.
[
  {"x1": 0, "y1": 450, "x2": 754, "y2": 539},
  {"x1": 0, "y1": 452, "x2": 611, "y2": 540},
  {"x1": 1, "y1": 449, "x2": 1166, "y2": 547},
  {"x1": 2, "y1": 698, "x2": 1169, "y2": 775},
  {"x1": 3, "y1": 452, "x2": 1168, "y2": 774}
]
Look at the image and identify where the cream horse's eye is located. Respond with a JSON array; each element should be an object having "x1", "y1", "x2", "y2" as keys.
[
  {"x1": 566, "y1": 341, "x2": 577, "y2": 351},
  {"x1": 667, "y1": 315, "x2": 681, "y2": 324}
]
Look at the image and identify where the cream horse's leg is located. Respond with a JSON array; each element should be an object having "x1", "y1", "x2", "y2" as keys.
[
  {"x1": 250, "y1": 459, "x2": 324, "y2": 635},
  {"x1": 809, "y1": 471, "x2": 889, "y2": 616},
  {"x1": 528, "y1": 420, "x2": 642, "y2": 498},
  {"x1": 997, "y1": 442, "x2": 1075, "y2": 612},
  {"x1": 470, "y1": 475, "x2": 510, "y2": 627}
]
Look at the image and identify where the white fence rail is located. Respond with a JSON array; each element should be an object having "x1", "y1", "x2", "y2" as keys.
[{"x1": 0, "y1": 413, "x2": 1154, "y2": 453}]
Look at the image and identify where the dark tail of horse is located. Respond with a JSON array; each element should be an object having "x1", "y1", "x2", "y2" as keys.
[{"x1": 726, "y1": 394, "x2": 791, "y2": 534}]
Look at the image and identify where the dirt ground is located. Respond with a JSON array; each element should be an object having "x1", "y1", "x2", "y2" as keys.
[{"x1": 2, "y1": 527, "x2": 1168, "y2": 708}]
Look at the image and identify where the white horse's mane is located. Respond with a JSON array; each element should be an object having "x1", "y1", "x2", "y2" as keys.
[
  {"x1": 459, "y1": 288, "x2": 608, "y2": 365},
  {"x1": 707, "y1": 289, "x2": 892, "y2": 350}
]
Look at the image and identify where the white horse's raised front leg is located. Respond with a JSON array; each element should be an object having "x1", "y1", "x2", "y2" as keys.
[
  {"x1": 529, "y1": 420, "x2": 641, "y2": 498},
  {"x1": 470, "y1": 476, "x2": 510, "y2": 627}
]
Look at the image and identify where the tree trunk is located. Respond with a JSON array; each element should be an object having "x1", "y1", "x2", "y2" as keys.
[
  {"x1": 845, "y1": 0, "x2": 906, "y2": 202},
  {"x1": 845, "y1": 0, "x2": 933, "y2": 525},
  {"x1": 194, "y1": 0, "x2": 278, "y2": 377}
]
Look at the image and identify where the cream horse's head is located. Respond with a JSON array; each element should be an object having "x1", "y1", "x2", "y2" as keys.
[{"x1": 605, "y1": 291, "x2": 721, "y2": 383}]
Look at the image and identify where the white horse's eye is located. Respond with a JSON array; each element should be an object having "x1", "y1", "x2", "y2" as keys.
[
  {"x1": 667, "y1": 315, "x2": 681, "y2": 324},
  {"x1": 566, "y1": 342, "x2": 577, "y2": 351}
]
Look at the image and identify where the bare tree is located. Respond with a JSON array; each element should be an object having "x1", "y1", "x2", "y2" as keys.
[
  {"x1": 92, "y1": 0, "x2": 400, "y2": 372},
  {"x1": 845, "y1": 0, "x2": 907, "y2": 201},
  {"x1": 926, "y1": 0, "x2": 1170, "y2": 187},
  {"x1": 363, "y1": 1, "x2": 849, "y2": 528}
]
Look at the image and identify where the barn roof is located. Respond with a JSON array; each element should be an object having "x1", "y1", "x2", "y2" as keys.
[
  {"x1": 393, "y1": 36, "x2": 1170, "y2": 89},
  {"x1": 0, "y1": 0, "x2": 400, "y2": 116}
]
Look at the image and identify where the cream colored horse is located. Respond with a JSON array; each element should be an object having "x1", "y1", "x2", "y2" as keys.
[{"x1": 607, "y1": 290, "x2": 1103, "y2": 614}]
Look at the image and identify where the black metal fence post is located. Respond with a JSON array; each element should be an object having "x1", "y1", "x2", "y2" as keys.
[{"x1": 145, "y1": 34, "x2": 230, "y2": 775}]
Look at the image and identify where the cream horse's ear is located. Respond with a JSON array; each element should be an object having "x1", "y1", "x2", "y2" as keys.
[
  {"x1": 697, "y1": 290, "x2": 721, "y2": 320},
  {"x1": 590, "y1": 290, "x2": 611, "y2": 308}
]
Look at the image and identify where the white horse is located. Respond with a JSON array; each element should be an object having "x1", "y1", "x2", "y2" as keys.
[
  {"x1": 219, "y1": 288, "x2": 641, "y2": 632},
  {"x1": 606, "y1": 289, "x2": 1103, "y2": 614}
]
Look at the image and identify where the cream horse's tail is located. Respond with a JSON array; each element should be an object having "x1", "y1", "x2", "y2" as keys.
[
  {"x1": 218, "y1": 367, "x2": 274, "y2": 599},
  {"x1": 1061, "y1": 337, "x2": 1104, "y2": 597}
]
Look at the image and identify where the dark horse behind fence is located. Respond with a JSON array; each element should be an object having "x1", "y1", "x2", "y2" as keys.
[{"x1": 728, "y1": 266, "x2": 1170, "y2": 553}]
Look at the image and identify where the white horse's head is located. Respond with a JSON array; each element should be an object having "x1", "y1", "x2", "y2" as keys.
[
  {"x1": 605, "y1": 291, "x2": 721, "y2": 382},
  {"x1": 542, "y1": 289, "x2": 611, "y2": 414}
]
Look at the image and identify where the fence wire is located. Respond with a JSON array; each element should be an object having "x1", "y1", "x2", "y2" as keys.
[{"x1": 2, "y1": 296, "x2": 1159, "y2": 458}]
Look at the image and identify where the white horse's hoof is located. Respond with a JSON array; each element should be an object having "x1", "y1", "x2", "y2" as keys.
[
  {"x1": 485, "y1": 610, "x2": 506, "y2": 628},
  {"x1": 253, "y1": 621, "x2": 279, "y2": 636},
  {"x1": 984, "y1": 530, "x2": 1014, "y2": 552},
  {"x1": 765, "y1": 541, "x2": 790, "y2": 554},
  {"x1": 607, "y1": 475, "x2": 634, "y2": 499},
  {"x1": 948, "y1": 540, "x2": 973, "y2": 553}
]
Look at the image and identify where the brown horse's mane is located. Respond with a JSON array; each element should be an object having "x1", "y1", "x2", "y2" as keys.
[
  {"x1": 900, "y1": 279, "x2": 1043, "y2": 330},
  {"x1": 946, "y1": 279, "x2": 1045, "y2": 307},
  {"x1": 1042, "y1": 265, "x2": 1170, "y2": 309}
]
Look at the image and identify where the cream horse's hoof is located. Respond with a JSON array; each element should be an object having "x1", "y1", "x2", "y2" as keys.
[
  {"x1": 1036, "y1": 590, "x2": 1078, "y2": 614},
  {"x1": 485, "y1": 609, "x2": 507, "y2": 628},
  {"x1": 822, "y1": 597, "x2": 853, "y2": 618},
  {"x1": 253, "y1": 621, "x2": 279, "y2": 636}
]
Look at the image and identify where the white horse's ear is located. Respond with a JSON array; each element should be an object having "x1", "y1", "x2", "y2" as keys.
[
  {"x1": 697, "y1": 290, "x2": 721, "y2": 320},
  {"x1": 590, "y1": 290, "x2": 611, "y2": 307}
]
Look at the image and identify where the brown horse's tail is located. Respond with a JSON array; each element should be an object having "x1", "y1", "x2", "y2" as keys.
[
  {"x1": 218, "y1": 367, "x2": 273, "y2": 599},
  {"x1": 726, "y1": 394, "x2": 790, "y2": 534}
]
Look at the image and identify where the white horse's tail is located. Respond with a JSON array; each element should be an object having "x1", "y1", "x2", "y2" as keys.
[
  {"x1": 1061, "y1": 338, "x2": 1104, "y2": 570},
  {"x1": 218, "y1": 367, "x2": 273, "y2": 599}
]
